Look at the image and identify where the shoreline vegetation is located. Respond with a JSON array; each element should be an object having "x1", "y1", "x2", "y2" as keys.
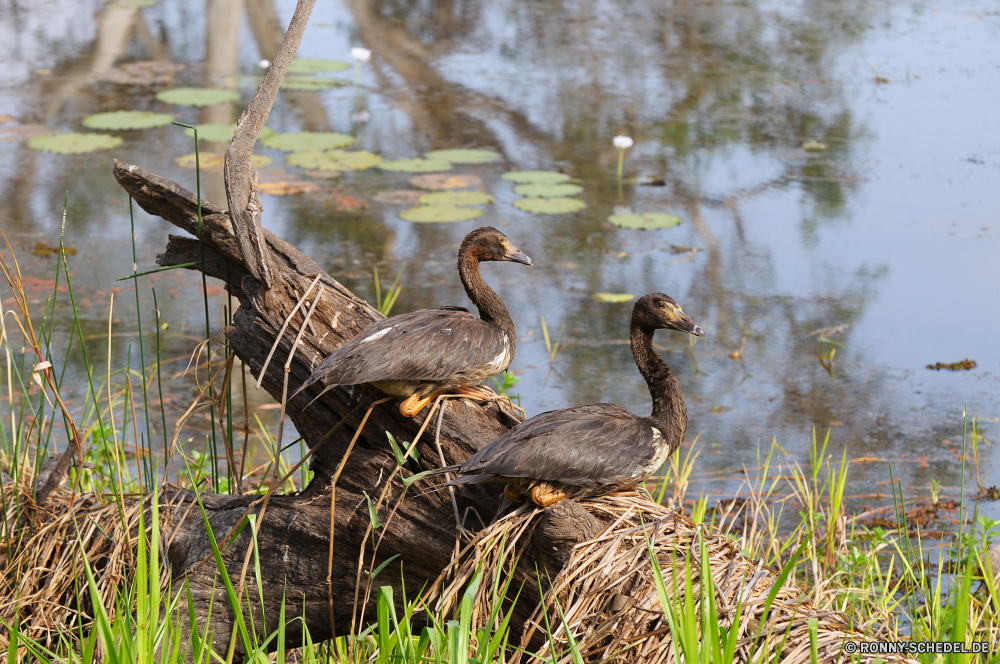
[
  {"x1": 0, "y1": 199, "x2": 998, "y2": 662},
  {"x1": 0, "y1": 1, "x2": 996, "y2": 661}
]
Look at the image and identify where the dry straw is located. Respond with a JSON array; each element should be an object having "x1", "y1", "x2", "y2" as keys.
[
  {"x1": 423, "y1": 493, "x2": 915, "y2": 664},
  {"x1": 0, "y1": 481, "x2": 169, "y2": 652}
]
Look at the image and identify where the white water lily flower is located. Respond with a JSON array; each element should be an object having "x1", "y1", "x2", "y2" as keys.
[
  {"x1": 613, "y1": 135, "x2": 634, "y2": 149},
  {"x1": 258, "y1": 59, "x2": 271, "y2": 69},
  {"x1": 351, "y1": 47, "x2": 372, "y2": 62}
]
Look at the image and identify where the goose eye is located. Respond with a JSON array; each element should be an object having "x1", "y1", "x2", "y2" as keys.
[{"x1": 657, "y1": 302, "x2": 666, "y2": 308}]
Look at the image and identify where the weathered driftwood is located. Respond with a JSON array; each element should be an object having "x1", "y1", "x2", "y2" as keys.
[
  {"x1": 113, "y1": 160, "x2": 552, "y2": 655},
  {"x1": 222, "y1": 0, "x2": 315, "y2": 290}
]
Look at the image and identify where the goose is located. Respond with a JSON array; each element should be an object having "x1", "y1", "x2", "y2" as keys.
[
  {"x1": 421, "y1": 293, "x2": 703, "y2": 505},
  {"x1": 294, "y1": 227, "x2": 531, "y2": 417}
]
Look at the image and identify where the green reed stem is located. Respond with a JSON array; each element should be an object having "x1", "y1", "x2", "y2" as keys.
[
  {"x1": 151, "y1": 289, "x2": 169, "y2": 457},
  {"x1": 129, "y1": 198, "x2": 155, "y2": 492},
  {"x1": 116, "y1": 259, "x2": 221, "y2": 282},
  {"x1": 616, "y1": 148, "x2": 625, "y2": 201},
  {"x1": 173, "y1": 122, "x2": 220, "y2": 491},
  {"x1": 60, "y1": 194, "x2": 108, "y2": 459}
]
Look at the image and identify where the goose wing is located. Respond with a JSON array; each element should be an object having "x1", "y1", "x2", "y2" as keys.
[
  {"x1": 456, "y1": 404, "x2": 661, "y2": 488},
  {"x1": 304, "y1": 307, "x2": 510, "y2": 388}
]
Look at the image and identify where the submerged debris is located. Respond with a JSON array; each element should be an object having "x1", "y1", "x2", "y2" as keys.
[
  {"x1": 926, "y1": 359, "x2": 976, "y2": 371},
  {"x1": 32, "y1": 243, "x2": 76, "y2": 258},
  {"x1": 96, "y1": 60, "x2": 185, "y2": 86}
]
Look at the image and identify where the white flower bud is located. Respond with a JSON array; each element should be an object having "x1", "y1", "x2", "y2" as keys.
[
  {"x1": 613, "y1": 135, "x2": 634, "y2": 149},
  {"x1": 351, "y1": 47, "x2": 372, "y2": 62}
]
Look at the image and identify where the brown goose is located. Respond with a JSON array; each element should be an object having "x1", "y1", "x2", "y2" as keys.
[
  {"x1": 419, "y1": 293, "x2": 703, "y2": 506},
  {"x1": 294, "y1": 227, "x2": 531, "y2": 417}
]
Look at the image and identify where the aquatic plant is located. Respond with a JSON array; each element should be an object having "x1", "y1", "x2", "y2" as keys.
[
  {"x1": 29, "y1": 133, "x2": 123, "y2": 154},
  {"x1": 608, "y1": 211, "x2": 681, "y2": 230},
  {"x1": 613, "y1": 134, "x2": 633, "y2": 200},
  {"x1": 82, "y1": 111, "x2": 173, "y2": 130},
  {"x1": 512, "y1": 197, "x2": 585, "y2": 214},
  {"x1": 155, "y1": 87, "x2": 239, "y2": 106}
]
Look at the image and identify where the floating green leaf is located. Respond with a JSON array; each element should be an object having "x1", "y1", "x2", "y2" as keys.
[
  {"x1": 182, "y1": 123, "x2": 236, "y2": 142},
  {"x1": 280, "y1": 76, "x2": 349, "y2": 91},
  {"x1": 594, "y1": 293, "x2": 634, "y2": 303},
  {"x1": 287, "y1": 58, "x2": 351, "y2": 74},
  {"x1": 399, "y1": 205, "x2": 483, "y2": 223},
  {"x1": 180, "y1": 123, "x2": 276, "y2": 143},
  {"x1": 418, "y1": 191, "x2": 495, "y2": 206},
  {"x1": 803, "y1": 140, "x2": 828, "y2": 151},
  {"x1": 424, "y1": 148, "x2": 501, "y2": 164},
  {"x1": 82, "y1": 110, "x2": 173, "y2": 130},
  {"x1": 155, "y1": 87, "x2": 239, "y2": 106},
  {"x1": 378, "y1": 158, "x2": 452, "y2": 173},
  {"x1": 261, "y1": 132, "x2": 354, "y2": 151},
  {"x1": 513, "y1": 197, "x2": 585, "y2": 214},
  {"x1": 513, "y1": 183, "x2": 582, "y2": 198},
  {"x1": 29, "y1": 133, "x2": 122, "y2": 154},
  {"x1": 608, "y1": 212, "x2": 682, "y2": 230},
  {"x1": 501, "y1": 170, "x2": 570, "y2": 184},
  {"x1": 286, "y1": 149, "x2": 381, "y2": 171}
]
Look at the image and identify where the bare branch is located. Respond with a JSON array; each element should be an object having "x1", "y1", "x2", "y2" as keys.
[{"x1": 223, "y1": 0, "x2": 317, "y2": 290}]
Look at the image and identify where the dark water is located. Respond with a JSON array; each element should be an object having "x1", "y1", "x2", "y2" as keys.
[{"x1": 1, "y1": 0, "x2": 998, "y2": 510}]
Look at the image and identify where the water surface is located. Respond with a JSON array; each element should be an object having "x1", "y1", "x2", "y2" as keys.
[{"x1": 1, "y1": 0, "x2": 998, "y2": 510}]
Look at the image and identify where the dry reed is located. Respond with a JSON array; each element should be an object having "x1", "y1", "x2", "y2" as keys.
[
  {"x1": 424, "y1": 493, "x2": 916, "y2": 664},
  {"x1": 0, "y1": 481, "x2": 165, "y2": 652}
]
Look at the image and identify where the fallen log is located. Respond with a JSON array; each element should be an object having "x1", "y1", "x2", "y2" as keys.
[{"x1": 114, "y1": 159, "x2": 536, "y2": 654}]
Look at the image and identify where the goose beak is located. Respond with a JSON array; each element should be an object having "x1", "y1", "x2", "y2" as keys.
[
  {"x1": 504, "y1": 249, "x2": 533, "y2": 266},
  {"x1": 671, "y1": 314, "x2": 705, "y2": 338}
]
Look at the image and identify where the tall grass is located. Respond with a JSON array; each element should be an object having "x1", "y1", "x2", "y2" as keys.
[{"x1": 1, "y1": 193, "x2": 999, "y2": 661}]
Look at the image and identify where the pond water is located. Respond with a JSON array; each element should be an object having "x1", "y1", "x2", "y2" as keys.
[{"x1": 1, "y1": 0, "x2": 998, "y2": 513}]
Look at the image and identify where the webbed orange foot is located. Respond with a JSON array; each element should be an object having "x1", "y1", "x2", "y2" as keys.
[
  {"x1": 399, "y1": 391, "x2": 445, "y2": 418},
  {"x1": 530, "y1": 483, "x2": 567, "y2": 507},
  {"x1": 504, "y1": 484, "x2": 527, "y2": 503}
]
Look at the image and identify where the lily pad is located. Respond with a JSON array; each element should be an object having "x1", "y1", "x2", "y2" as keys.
[
  {"x1": 399, "y1": 205, "x2": 484, "y2": 223},
  {"x1": 418, "y1": 191, "x2": 495, "y2": 206},
  {"x1": 424, "y1": 148, "x2": 501, "y2": 164},
  {"x1": 29, "y1": 133, "x2": 122, "y2": 154},
  {"x1": 803, "y1": 140, "x2": 828, "y2": 151},
  {"x1": 378, "y1": 158, "x2": 452, "y2": 173},
  {"x1": 281, "y1": 76, "x2": 349, "y2": 91},
  {"x1": 261, "y1": 132, "x2": 354, "y2": 151},
  {"x1": 156, "y1": 87, "x2": 239, "y2": 106},
  {"x1": 286, "y1": 149, "x2": 381, "y2": 171},
  {"x1": 594, "y1": 293, "x2": 634, "y2": 303},
  {"x1": 501, "y1": 170, "x2": 570, "y2": 184},
  {"x1": 409, "y1": 174, "x2": 481, "y2": 190},
  {"x1": 181, "y1": 123, "x2": 275, "y2": 143},
  {"x1": 302, "y1": 170, "x2": 342, "y2": 180},
  {"x1": 512, "y1": 183, "x2": 582, "y2": 198},
  {"x1": 183, "y1": 123, "x2": 235, "y2": 143},
  {"x1": 82, "y1": 110, "x2": 173, "y2": 130},
  {"x1": 513, "y1": 197, "x2": 586, "y2": 214},
  {"x1": 175, "y1": 152, "x2": 272, "y2": 169},
  {"x1": 608, "y1": 212, "x2": 681, "y2": 230},
  {"x1": 287, "y1": 58, "x2": 351, "y2": 74}
]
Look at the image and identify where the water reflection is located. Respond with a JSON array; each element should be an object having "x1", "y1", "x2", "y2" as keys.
[{"x1": 0, "y1": 0, "x2": 997, "y2": 506}]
